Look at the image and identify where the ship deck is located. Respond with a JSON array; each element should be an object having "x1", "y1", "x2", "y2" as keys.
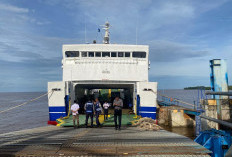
[
  {"x1": 0, "y1": 126, "x2": 211, "y2": 157},
  {"x1": 56, "y1": 113, "x2": 137, "y2": 127}
]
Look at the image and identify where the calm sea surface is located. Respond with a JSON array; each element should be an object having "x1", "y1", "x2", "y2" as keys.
[
  {"x1": 0, "y1": 90, "x2": 200, "y2": 134},
  {"x1": 0, "y1": 92, "x2": 48, "y2": 134}
]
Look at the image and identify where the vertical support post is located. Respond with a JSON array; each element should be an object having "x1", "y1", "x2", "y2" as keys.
[
  {"x1": 209, "y1": 59, "x2": 229, "y2": 127},
  {"x1": 196, "y1": 89, "x2": 202, "y2": 136},
  {"x1": 137, "y1": 95, "x2": 140, "y2": 116},
  {"x1": 133, "y1": 84, "x2": 137, "y2": 115},
  {"x1": 65, "y1": 95, "x2": 69, "y2": 116}
]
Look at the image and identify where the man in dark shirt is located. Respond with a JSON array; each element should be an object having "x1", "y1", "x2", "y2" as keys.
[
  {"x1": 113, "y1": 96, "x2": 123, "y2": 130},
  {"x1": 84, "y1": 99, "x2": 94, "y2": 128},
  {"x1": 94, "y1": 98, "x2": 102, "y2": 127}
]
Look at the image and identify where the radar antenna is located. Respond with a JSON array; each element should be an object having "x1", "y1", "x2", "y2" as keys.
[{"x1": 102, "y1": 21, "x2": 110, "y2": 44}]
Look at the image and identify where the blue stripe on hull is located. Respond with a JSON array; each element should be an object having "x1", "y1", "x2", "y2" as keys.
[
  {"x1": 49, "y1": 106, "x2": 67, "y2": 121},
  {"x1": 140, "y1": 106, "x2": 157, "y2": 112},
  {"x1": 49, "y1": 106, "x2": 66, "y2": 112},
  {"x1": 138, "y1": 106, "x2": 156, "y2": 120},
  {"x1": 49, "y1": 113, "x2": 66, "y2": 121},
  {"x1": 140, "y1": 113, "x2": 156, "y2": 120}
]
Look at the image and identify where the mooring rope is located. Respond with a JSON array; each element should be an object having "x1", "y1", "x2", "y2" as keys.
[{"x1": 0, "y1": 90, "x2": 53, "y2": 114}]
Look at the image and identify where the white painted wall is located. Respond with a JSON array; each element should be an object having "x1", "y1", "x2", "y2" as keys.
[
  {"x1": 62, "y1": 44, "x2": 149, "y2": 82},
  {"x1": 48, "y1": 81, "x2": 66, "y2": 107},
  {"x1": 48, "y1": 44, "x2": 158, "y2": 114},
  {"x1": 137, "y1": 82, "x2": 157, "y2": 107}
]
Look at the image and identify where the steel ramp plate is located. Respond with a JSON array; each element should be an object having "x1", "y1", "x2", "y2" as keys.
[{"x1": 0, "y1": 126, "x2": 211, "y2": 156}]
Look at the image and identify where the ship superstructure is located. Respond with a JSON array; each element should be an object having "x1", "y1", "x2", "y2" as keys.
[{"x1": 48, "y1": 22, "x2": 157, "y2": 122}]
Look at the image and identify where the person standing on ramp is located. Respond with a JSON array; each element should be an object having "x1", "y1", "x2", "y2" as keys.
[
  {"x1": 71, "y1": 100, "x2": 80, "y2": 129},
  {"x1": 84, "y1": 99, "x2": 94, "y2": 128},
  {"x1": 103, "y1": 101, "x2": 110, "y2": 120},
  {"x1": 94, "y1": 98, "x2": 102, "y2": 127},
  {"x1": 113, "y1": 96, "x2": 123, "y2": 130}
]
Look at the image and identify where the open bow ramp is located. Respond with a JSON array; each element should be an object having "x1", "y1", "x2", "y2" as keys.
[{"x1": 0, "y1": 126, "x2": 210, "y2": 156}]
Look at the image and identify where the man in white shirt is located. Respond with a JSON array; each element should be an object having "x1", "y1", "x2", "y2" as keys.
[
  {"x1": 71, "y1": 100, "x2": 80, "y2": 129},
  {"x1": 103, "y1": 102, "x2": 110, "y2": 120}
]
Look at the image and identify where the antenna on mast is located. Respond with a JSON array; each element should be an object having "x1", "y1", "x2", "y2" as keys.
[{"x1": 101, "y1": 21, "x2": 110, "y2": 44}]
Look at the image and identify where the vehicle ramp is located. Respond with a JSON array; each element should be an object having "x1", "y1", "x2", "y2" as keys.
[{"x1": 0, "y1": 126, "x2": 211, "y2": 156}]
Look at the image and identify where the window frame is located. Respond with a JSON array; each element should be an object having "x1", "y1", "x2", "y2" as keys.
[
  {"x1": 125, "y1": 52, "x2": 130, "y2": 58},
  {"x1": 132, "y1": 51, "x2": 146, "y2": 58},
  {"x1": 81, "y1": 52, "x2": 87, "y2": 57},
  {"x1": 118, "y1": 52, "x2": 124, "y2": 57},
  {"x1": 88, "y1": 52, "x2": 94, "y2": 57},
  {"x1": 111, "y1": 52, "x2": 117, "y2": 57},
  {"x1": 95, "y1": 52, "x2": 101, "y2": 57},
  {"x1": 102, "y1": 52, "x2": 110, "y2": 57},
  {"x1": 65, "y1": 51, "x2": 80, "y2": 58}
]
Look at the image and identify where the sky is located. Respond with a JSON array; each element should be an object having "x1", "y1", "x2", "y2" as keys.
[{"x1": 0, "y1": 0, "x2": 232, "y2": 92}]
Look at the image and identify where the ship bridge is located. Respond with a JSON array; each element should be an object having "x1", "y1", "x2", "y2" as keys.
[
  {"x1": 62, "y1": 44, "x2": 149, "y2": 82},
  {"x1": 48, "y1": 22, "x2": 157, "y2": 122}
]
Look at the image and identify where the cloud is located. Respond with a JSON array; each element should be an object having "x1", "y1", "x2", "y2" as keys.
[
  {"x1": 0, "y1": 3, "x2": 29, "y2": 13},
  {"x1": 0, "y1": 0, "x2": 231, "y2": 91},
  {"x1": 158, "y1": 1, "x2": 195, "y2": 18},
  {"x1": 148, "y1": 40, "x2": 210, "y2": 62},
  {"x1": 0, "y1": 58, "x2": 62, "y2": 92}
]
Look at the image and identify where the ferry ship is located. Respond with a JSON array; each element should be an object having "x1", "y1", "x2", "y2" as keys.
[{"x1": 47, "y1": 22, "x2": 158, "y2": 123}]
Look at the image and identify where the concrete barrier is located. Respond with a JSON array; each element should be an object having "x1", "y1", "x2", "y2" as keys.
[{"x1": 158, "y1": 106, "x2": 195, "y2": 127}]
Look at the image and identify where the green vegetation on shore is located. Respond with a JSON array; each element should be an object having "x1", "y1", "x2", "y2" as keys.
[{"x1": 184, "y1": 86, "x2": 232, "y2": 90}]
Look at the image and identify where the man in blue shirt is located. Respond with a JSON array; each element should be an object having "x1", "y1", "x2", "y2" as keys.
[{"x1": 84, "y1": 99, "x2": 94, "y2": 128}]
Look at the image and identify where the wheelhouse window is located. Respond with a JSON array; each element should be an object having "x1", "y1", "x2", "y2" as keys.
[
  {"x1": 65, "y1": 51, "x2": 79, "y2": 57},
  {"x1": 81, "y1": 52, "x2": 87, "y2": 57},
  {"x1": 118, "y1": 52, "x2": 124, "y2": 57},
  {"x1": 111, "y1": 52, "x2": 117, "y2": 57},
  {"x1": 95, "y1": 52, "x2": 101, "y2": 57},
  {"x1": 88, "y1": 52, "x2": 94, "y2": 57},
  {"x1": 102, "y1": 52, "x2": 110, "y2": 57},
  {"x1": 125, "y1": 52, "x2": 130, "y2": 57},
  {"x1": 132, "y1": 51, "x2": 146, "y2": 58}
]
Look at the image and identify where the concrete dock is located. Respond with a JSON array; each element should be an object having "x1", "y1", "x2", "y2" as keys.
[{"x1": 0, "y1": 126, "x2": 211, "y2": 157}]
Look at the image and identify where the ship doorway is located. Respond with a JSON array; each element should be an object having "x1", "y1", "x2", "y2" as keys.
[{"x1": 73, "y1": 82, "x2": 135, "y2": 115}]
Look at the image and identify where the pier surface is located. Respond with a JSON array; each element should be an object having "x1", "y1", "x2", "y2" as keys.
[
  {"x1": 57, "y1": 114, "x2": 137, "y2": 127},
  {"x1": 0, "y1": 126, "x2": 210, "y2": 157}
]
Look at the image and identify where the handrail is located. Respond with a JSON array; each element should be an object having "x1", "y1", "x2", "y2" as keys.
[
  {"x1": 200, "y1": 115, "x2": 232, "y2": 129},
  {"x1": 158, "y1": 93, "x2": 195, "y2": 107}
]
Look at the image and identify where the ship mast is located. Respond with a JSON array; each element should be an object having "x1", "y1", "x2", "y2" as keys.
[{"x1": 102, "y1": 21, "x2": 110, "y2": 44}]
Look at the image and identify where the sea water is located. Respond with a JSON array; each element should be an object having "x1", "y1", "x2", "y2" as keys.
[{"x1": 0, "y1": 90, "x2": 200, "y2": 135}]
